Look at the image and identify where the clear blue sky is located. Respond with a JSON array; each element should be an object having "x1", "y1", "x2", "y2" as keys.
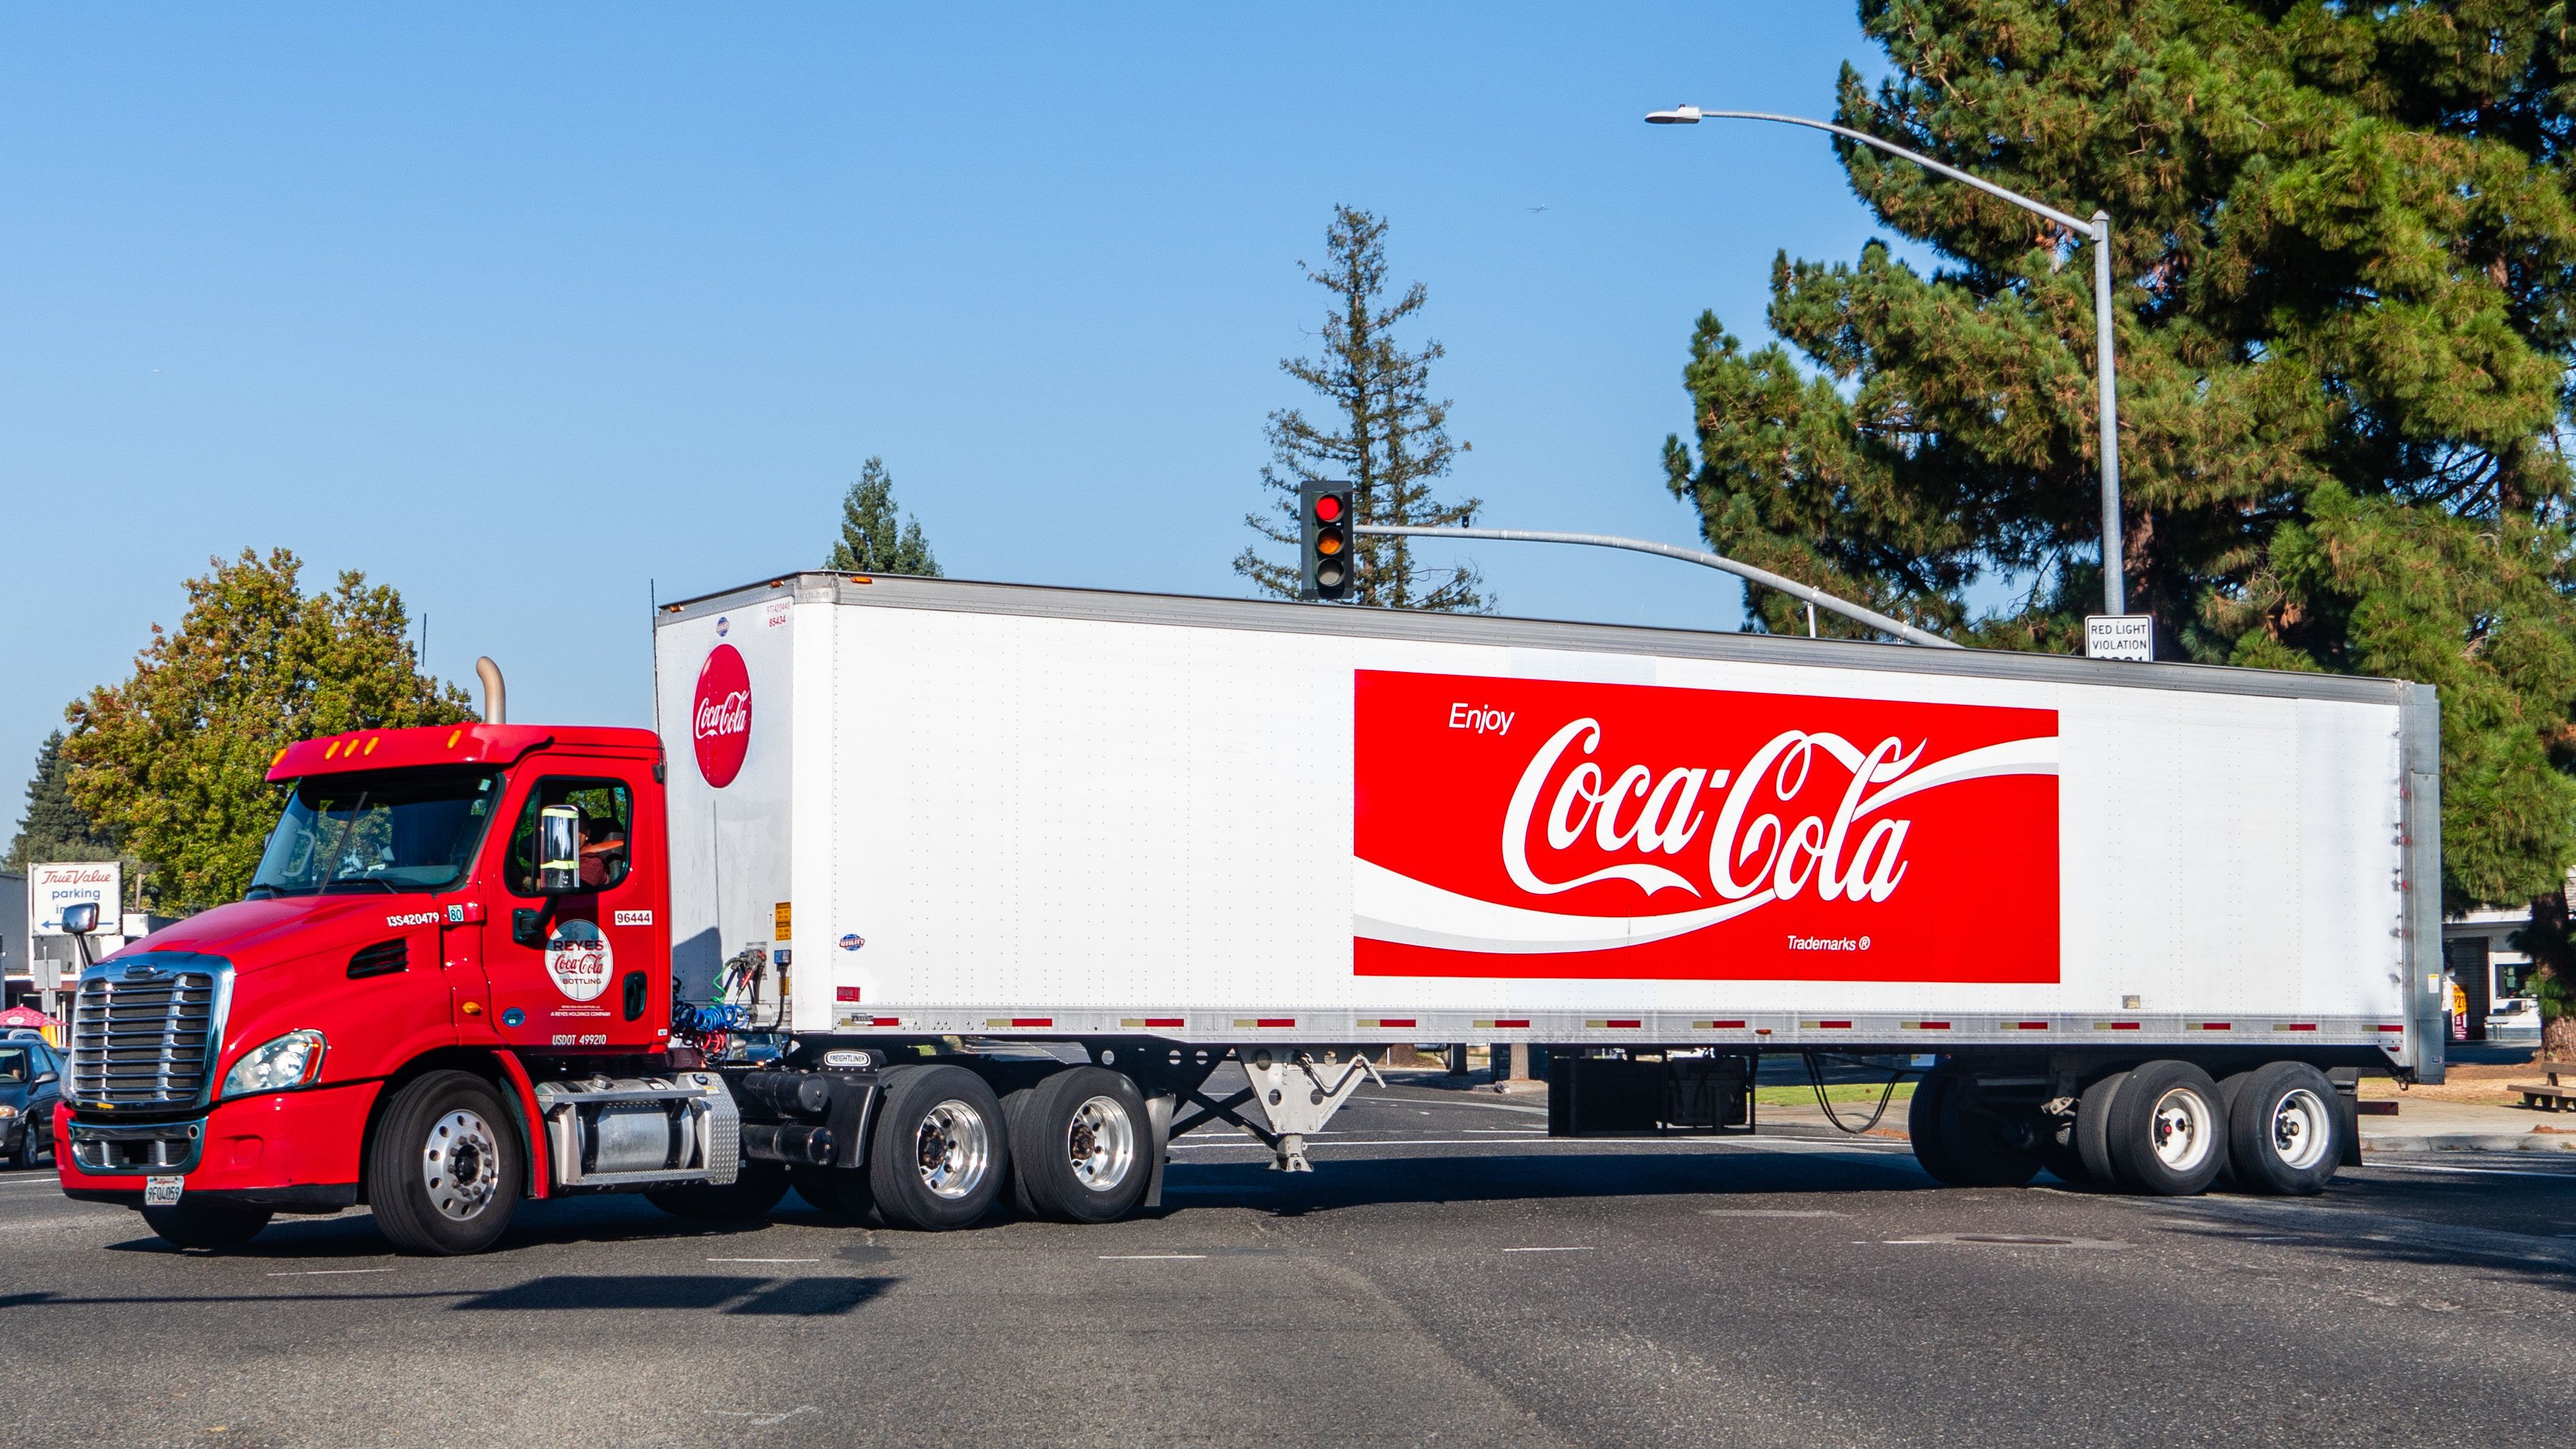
[{"x1": 1, "y1": 4, "x2": 1916, "y2": 838}]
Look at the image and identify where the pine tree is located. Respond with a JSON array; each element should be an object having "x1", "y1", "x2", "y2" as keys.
[
  {"x1": 1237, "y1": 205, "x2": 1486, "y2": 612},
  {"x1": 825, "y1": 458, "x2": 942, "y2": 577},
  {"x1": 61, "y1": 549, "x2": 473, "y2": 908},
  {"x1": 1661, "y1": 2, "x2": 2576, "y2": 1058},
  {"x1": 4, "y1": 731, "x2": 119, "y2": 872}
]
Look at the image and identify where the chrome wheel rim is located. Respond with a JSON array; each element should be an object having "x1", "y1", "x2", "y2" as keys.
[
  {"x1": 1064, "y1": 1095, "x2": 1137, "y2": 1193},
  {"x1": 914, "y1": 1100, "x2": 990, "y2": 1200},
  {"x1": 2269, "y1": 1088, "x2": 2331, "y2": 1171},
  {"x1": 2148, "y1": 1086, "x2": 2215, "y2": 1173},
  {"x1": 422, "y1": 1108, "x2": 501, "y2": 1221}
]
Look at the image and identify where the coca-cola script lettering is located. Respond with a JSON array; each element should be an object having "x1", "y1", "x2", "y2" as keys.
[
  {"x1": 1354, "y1": 670, "x2": 2059, "y2": 983},
  {"x1": 693, "y1": 644, "x2": 753, "y2": 788}
]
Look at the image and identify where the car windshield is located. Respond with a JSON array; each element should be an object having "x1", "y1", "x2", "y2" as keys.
[{"x1": 248, "y1": 768, "x2": 504, "y2": 897}]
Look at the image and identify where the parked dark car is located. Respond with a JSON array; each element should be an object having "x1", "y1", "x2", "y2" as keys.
[{"x1": 0, "y1": 1041, "x2": 63, "y2": 1169}]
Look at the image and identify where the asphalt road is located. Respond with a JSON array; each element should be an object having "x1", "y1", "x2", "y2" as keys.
[{"x1": 4, "y1": 1078, "x2": 2572, "y2": 1448}]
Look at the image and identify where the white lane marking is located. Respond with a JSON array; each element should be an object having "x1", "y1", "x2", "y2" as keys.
[
  {"x1": 1166, "y1": 1135, "x2": 1908, "y2": 1154},
  {"x1": 2370, "y1": 1161, "x2": 2576, "y2": 1180},
  {"x1": 1461, "y1": 1127, "x2": 1548, "y2": 1133},
  {"x1": 1701, "y1": 1209, "x2": 1848, "y2": 1218},
  {"x1": 1503, "y1": 1245, "x2": 1594, "y2": 1253},
  {"x1": 266, "y1": 1268, "x2": 394, "y2": 1277},
  {"x1": 706, "y1": 1258, "x2": 819, "y2": 1264},
  {"x1": 1100, "y1": 1254, "x2": 1206, "y2": 1260}
]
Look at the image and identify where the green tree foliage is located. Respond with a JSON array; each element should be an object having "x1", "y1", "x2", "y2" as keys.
[
  {"x1": 4, "y1": 731, "x2": 120, "y2": 873},
  {"x1": 61, "y1": 549, "x2": 473, "y2": 908},
  {"x1": 825, "y1": 457, "x2": 942, "y2": 577},
  {"x1": 1238, "y1": 205, "x2": 1487, "y2": 611},
  {"x1": 1661, "y1": 1, "x2": 2576, "y2": 1054}
]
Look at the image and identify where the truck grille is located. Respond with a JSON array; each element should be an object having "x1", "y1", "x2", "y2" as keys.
[{"x1": 71, "y1": 963, "x2": 226, "y2": 1108}]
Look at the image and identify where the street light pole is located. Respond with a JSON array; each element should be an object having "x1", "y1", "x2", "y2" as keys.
[
  {"x1": 1646, "y1": 104, "x2": 2127, "y2": 616},
  {"x1": 1354, "y1": 523, "x2": 1961, "y2": 648}
]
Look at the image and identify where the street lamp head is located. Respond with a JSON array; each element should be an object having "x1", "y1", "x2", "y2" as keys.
[{"x1": 1644, "y1": 104, "x2": 1702, "y2": 124}]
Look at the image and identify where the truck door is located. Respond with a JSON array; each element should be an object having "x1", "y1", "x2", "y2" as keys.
[{"x1": 483, "y1": 771, "x2": 663, "y2": 1053}]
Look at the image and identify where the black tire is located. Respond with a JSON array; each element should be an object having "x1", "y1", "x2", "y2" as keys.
[
  {"x1": 789, "y1": 1164, "x2": 877, "y2": 1221},
  {"x1": 2073, "y1": 1069, "x2": 2130, "y2": 1187},
  {"x1": 1000, "y1": 1089, "x2": 1040, "y2": 1218},
  {"x1": 1935, "y1": 1080, "x2": 2043, "y2": 1188},
  {"x1": 867, "y1": 1065, "x2": 1010, "y2": 1231},
  {"x1": 364, "y1": 1069, "x2": 521, "y2": 1255},
  {"x1": 2105, "y1": 1060, "x2": 2226, "y2": 1196},
  {"x1": 2225, "y1": 1061, "x2": 2342, "y2": 1196},
  {"x1": 140, "y1": 1199, "x2": 273, "y2": 1250},
  {"x1": 2038, "y1": 1118, "x2": 2089, "y2": 1185},
  {"x1": 647, "y1": 1162, "x2": 790, "y2": 1220},
  {"x1": 7, "y1": 1123, "x2": 34, "y2": 1171},
  {"x1": 1908, "y1": 1068, "x2": 1960, "y2": 1183},
  {"x1": 1011, "y1": 1066, "x2": 1152, "y2": 1224}
]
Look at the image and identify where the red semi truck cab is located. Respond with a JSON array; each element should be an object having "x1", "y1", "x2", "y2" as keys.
[{"x1": 54, "y1": 722, "x2": 695, "y2": 1249}]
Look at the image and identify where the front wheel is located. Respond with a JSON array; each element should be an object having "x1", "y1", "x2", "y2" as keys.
[
  {"x1": 365, "y1": 1070, "x2": 521, "y2": 1255},
  {"x1": 141, "y1": 1199, "x2": 272, "y2": 1250},
  {"x1": 867, "y1": 1065, "x2": 1009, "y2": 1231}
]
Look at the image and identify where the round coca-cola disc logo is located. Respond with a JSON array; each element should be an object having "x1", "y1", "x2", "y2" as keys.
[{"x1": 692, "y1": 645, "x2": 753, "y2": 787}]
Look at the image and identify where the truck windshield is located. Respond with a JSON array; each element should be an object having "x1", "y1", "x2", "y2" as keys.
[{"x1": 246, "y1": 768, "x2": 504, "y2": 898}]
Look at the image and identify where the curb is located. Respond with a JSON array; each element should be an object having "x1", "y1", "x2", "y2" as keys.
[{"x1": 2364, "y1": 1133, "x2": 2576, "y2": 1153}]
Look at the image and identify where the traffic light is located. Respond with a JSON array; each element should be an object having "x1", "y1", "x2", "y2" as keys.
[{"x1": 1300, "y1": 481, "x2": 1354, "y2": 601}]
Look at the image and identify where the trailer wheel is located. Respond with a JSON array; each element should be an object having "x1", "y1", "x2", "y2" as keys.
[
  {"x1": 867, "y1": 1065, "x2": 1010, "y2": 1230},
  {"x1": 1906, "y1": 1069, "x2": 1959, "y2": 1183},
  {"x1": 140, "y1": 1200, "x2": 273, "y2": 1250},
  {"x1": 2073, "y1": 1069, "x2": 2130, "y2": 1187},
  {"x1": 364, "y1": 1070, "x2": 521, "y2": 1255},
  {"x1": 2038, "y1": 1120, "x2": 2089, "y2": 1185},
  {"x1": 648, "y1": 1163, "x2": 790, "y2": 1220},
  {"x1": 2224, "y1": 1061, "x2": 2340, "y2": 1196},
  {"x1": 2105, "y1": 1061, "x2": 2225, "y2": 1196},
  {"x1": 1011, "y1": 1066, "x2": 1150, "y2": 1223}
]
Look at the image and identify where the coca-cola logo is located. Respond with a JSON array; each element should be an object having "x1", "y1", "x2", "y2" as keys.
[
  {"x1": 1353, "y1": 670, "x2": 2060, "y2": 984},
  {"x1": 693, "y1": 644, "x2": 753, "y2": 788}
]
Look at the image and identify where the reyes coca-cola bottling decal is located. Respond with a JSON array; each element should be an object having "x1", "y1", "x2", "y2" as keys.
[
  {"x1": 693, "y1": 645, "x2": 753, "y2": 787},
  {"x1": 1354, "y1": 671, "x2": 2059, "y2": 983}
]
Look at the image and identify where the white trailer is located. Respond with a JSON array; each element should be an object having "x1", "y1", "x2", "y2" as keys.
[{"x1": 645, "y1": 572, "x2": 2440, "y2": 1219}]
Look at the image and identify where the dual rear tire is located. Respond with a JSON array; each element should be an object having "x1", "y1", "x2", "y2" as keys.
[{"x1": 1917, "y1": 1058, "x2": 2345, "y2": 1198}]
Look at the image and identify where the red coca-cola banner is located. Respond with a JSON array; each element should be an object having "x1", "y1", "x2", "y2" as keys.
[{"x1": 1353, "y1": 670, "x2": 2059, "y2": 983}]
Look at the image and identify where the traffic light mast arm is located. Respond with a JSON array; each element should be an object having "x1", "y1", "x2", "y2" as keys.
[{"x1": 1352, "y1": 524, "x2": 1963, "y2": 649}]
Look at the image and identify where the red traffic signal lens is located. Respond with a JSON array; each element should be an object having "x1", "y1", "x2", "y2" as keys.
[{"x1": 1313, "y1": 493, "x2": 1344, "y2": 523}]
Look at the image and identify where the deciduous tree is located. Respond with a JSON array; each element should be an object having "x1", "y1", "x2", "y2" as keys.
[{"x1": 61, "y1": 549, "x2": 472, "y2": 908}]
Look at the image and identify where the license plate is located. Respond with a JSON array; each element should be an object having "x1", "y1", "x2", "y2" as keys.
[{"x1": 144, "y1": 1175, "x2": 183, "y2": 1206}]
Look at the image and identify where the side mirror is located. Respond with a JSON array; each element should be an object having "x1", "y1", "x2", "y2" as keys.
[
  {"x1": 59, "y1": 903, "x2": 98, "y2": 935},
  {"x1": 535, "y1": 805, "x2": 583, "y2": 894},
  {"x1": 34, "y1": 1071, "x2": 56, "y2": 1086}
]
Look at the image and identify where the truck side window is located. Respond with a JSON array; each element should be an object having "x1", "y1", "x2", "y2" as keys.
[{"x1": 507, "y1": 778, "x2": 633, "y2": 895}]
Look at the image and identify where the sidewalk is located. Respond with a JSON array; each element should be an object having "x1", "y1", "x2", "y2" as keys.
[{"x1": 2358, "y1": 1096, "x2": 2576, "y2": 1154}]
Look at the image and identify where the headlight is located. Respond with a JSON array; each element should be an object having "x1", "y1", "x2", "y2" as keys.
[
  {"x1": 220, "y1": 1031, "x2": 328, "y2": 1100},
  {"x1": 0, "y1": 1104, "x2": 16, "y2": 1119}
]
